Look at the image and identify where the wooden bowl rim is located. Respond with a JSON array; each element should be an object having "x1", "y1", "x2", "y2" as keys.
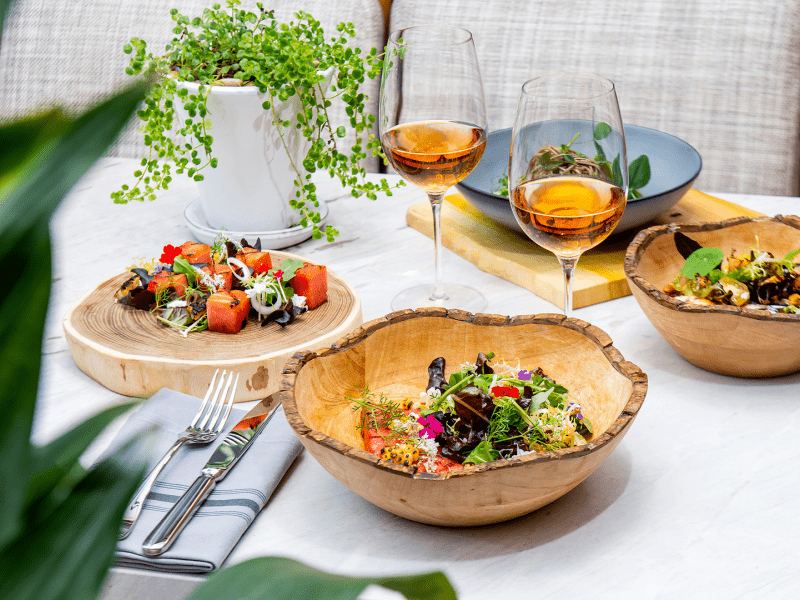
[
  {"x1": 623, "y1": 215, "x2": 800, "y2": 323},
  {"x1": 280, "y1": 309, "x2": 648, "y2": 481}
]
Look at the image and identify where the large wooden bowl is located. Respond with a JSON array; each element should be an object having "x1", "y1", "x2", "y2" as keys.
[
  {"x1": 280, "y1": 309, "x2": 647, "y2": 526},
  {"x1": 624, "y1": 215, "x2": 800, "y2": 377}
]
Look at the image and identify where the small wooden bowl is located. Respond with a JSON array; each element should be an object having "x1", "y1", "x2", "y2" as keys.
[
  {"x1": 281, "y1": 309, "x2": 647, "y2": 527},
  {"x1": 624, "y1": 215, "x2": 800, "y2": 378}
]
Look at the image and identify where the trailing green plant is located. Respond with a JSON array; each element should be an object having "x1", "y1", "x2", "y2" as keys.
[
  {"x1": 111, "y1": 0, "x2": 401, "y2": 241},
  {"x1": 0, "y1": 5, "x2": 454, "y2": 595}
]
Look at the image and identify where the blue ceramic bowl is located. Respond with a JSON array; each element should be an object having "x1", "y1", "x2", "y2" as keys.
[{"x1": 457, "y1": 125, "x2": 702, "y2": 234}]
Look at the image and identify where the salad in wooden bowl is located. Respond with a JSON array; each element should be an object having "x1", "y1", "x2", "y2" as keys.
[
  {"x1": 624, "y1": 215, "x2": 800, "y2": 377},
  {"x1": 280, "y1": 309, "x2": 646, "y2": 526}
]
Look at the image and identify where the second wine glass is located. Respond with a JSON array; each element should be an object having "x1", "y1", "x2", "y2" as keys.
[
  {"x1": 380, "y1": 26, "x2": 488, "y2": 312},
  {"x1": 509, "y1": 74, "x2": 629, "y2": 316}
]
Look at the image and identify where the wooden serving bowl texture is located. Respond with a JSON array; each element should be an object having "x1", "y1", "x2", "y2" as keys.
[
  {"x1": 281, "y1": 309, "x2": 647, "y2": 527},
  {"x1": 624, "y1": 216, "x2": 800, "y2": 378}
]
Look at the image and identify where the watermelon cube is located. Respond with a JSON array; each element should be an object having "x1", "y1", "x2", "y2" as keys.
[{"x1": 290, "y1": 264, "x2": 327, "y2": 310}]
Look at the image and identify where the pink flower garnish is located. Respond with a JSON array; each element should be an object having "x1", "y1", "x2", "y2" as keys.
[
  {"x1": 273, "y1": 269, "x2": 284, "y2": 281},
  {"x1": 491, "y1": 386, "x2": 519, "y2": 399},
  {"x1": 518, "y1": 370, "x2": 532, "y2": 381},
  {"x1": 417, "y1": 415, "x2": 443, "y2": 439}
]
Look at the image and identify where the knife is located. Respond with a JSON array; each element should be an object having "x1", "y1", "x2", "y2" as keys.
[{"x1": 141, "y1": 401, "x2": 278, "y2": 556}]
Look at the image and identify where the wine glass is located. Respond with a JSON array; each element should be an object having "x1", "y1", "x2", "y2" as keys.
[
  {"x1": 379, "y1": 26, "x2": 488, "y2": 312},
  {"x1": 509, "y1": 74, "x2": 628, "y2": 316}
]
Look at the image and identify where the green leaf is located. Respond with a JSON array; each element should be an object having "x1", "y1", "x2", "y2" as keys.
[
  {"x1": 173, "y1": 256, "x2": 198, "y2": 287},
  {"x1": 784, "y1": 248, "x2": 800, "y2": 262},
  {"x1": 529, "y1": 390, "x2": 551, "y2": 412},
  {"x1": 611, "y1": 155, "x2": 623, "y2": 188},
  {"x1": 0, "y1": 223, "x2": 50, "y2": 550},
  {"x1": 0, "y1": 80, "x2": 150, "y2": 252},
  {"x1": 0, "y1": 0, "x2": 14, "y2": 31},
  {"x1": 593, "y1": 122, "x2": 611, "y2": 140},
  {"x1": 187, "y1": 556, "x2": 457, "y2": 600},
  {"x1": 276, "y1": 257, "x2": 305, "y2": 281},
  {"x1": 593, "y1": 141, "x2": 606, "y2": 162},
  {"x1": 628, "y1": 155, "x2": 651, "y2": 191},
  {"x1": 463, "y1": 440, "x2": 499, "y2": 466},
  {"x1": 681, "y1": 247, "x2": 725, "y2": 278},
  {"x1": 25, "y1": 402, "x2": 139, "y2": 508},
  {"x1": 0, "y1": 81, "x2": 147, "y2": 549},
  {"x1": 0, "y1": 450, "x2": 146, "y2": 600}
]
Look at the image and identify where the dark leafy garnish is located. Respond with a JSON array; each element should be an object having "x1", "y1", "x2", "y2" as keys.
[
  {"x1": 130, "y1": 267, "x2": 153, "y2": 286},
  {"x1": 674, "y1": 231, "x2": 704, "y2": 260},
  {"x1": 452, "y1": 386, "x2": 493, "y2": 428},
  {"x1": 240, "y1": 237, "x2": 262, "y2": 251},
  {"x1": 427, "y1": 357, "x2": 447, "y2": 395},
  {"x1": 260, "y1": 301, "x2": 307, "y2": 328},
  {"x1": 475, "y1": 352, "x2": 494, "y2": 375}
]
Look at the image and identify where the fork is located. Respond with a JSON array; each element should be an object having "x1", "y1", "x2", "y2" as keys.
[{"x1": 119, "y1": 369, "x2": 239, "y2": 539}]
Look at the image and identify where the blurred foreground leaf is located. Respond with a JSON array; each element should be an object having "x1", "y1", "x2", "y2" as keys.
[{"x1": 187, "y1": 556, "x2": 457, "y2": 600}]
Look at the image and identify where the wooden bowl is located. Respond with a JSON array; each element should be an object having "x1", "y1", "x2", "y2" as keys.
[
  {"x1": 624, "y1": 215, "x2": 800, "y2": 378},
  {"x1": 280, "y1": 309, "x2": 647, "y2": 527}
]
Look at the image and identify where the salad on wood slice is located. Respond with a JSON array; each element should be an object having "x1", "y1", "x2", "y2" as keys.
[
  {"x1": 113, "y1": 235, "x2": 328, "y2": 335},
  {"x1": 350, "y1": 353, "x2": 592, "y2": 474}
]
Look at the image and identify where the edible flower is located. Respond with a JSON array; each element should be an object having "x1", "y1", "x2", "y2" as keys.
[
  {"x1": 416, "y1": 415, "x2": 443, "y2": 439},
  {"x1": 518, "y1": 369, "x2": 532, "y2": 381},
  {"x1": 160, "y1": 244, "x2": 182, "y2": 264},
  {"x1": 491, "y1": 385, "x2": 519, "y2": 399},
  {"x1": 273, "y1": 269, "x2": 284, "y2": 281}
]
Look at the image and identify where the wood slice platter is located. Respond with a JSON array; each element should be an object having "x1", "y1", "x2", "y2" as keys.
[
  {"x1": 63, "y1": 251, "x2": 362, "y2": 401},
  {"x1": 406, "y1": 189, "x2": 765, "y2": 309}
]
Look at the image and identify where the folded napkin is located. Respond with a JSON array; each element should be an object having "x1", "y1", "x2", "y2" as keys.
[{"x1": 105, "y1": 388, "x2": 302, "y2": 573}]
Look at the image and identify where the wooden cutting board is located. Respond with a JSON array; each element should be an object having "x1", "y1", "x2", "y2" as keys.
[
  {"x1": 63, "y1": 251, "x2": 362, "y2": 402},
  {"x1": 406, "y1": 190, "x2": 764, "y2": 309}
]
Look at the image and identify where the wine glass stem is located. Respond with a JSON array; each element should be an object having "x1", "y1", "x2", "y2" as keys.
[
  {"x1": 429, "y1": 192, "x2": 447, "y2": 301},
  {"x1": 557, "y1": 256, "x2": 578, "y2": 317}
]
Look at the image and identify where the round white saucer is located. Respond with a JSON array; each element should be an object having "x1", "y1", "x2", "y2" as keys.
[{"x1": 184, "y1": 199, "x2": 329, "y2": 249}]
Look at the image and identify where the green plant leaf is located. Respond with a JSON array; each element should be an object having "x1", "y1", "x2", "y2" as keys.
[
  {"x1": 0, "y1": 80, "x2": 150, "y2": 252},
  {"x1": 628, "y1": 155, "x2": 651, "y2": 190},
  {"x1": 0, "y1": 0, "x2": 14, "y2": 32},
  {"x1": 681, "y1": 247, "x2": 725, "y2": 278},
  {"x1": 593, "y1": 141, "x2": 607, "y2": 162},
  {"x1": 463, "y1": 440, "x2": 499, "y2": 466},
  {"x1": 25, "y1": 402, "x2": 139, "y2": 509},
  {"x1": 0, "y1": 81, "x2": 147, "y2": 550},
  {"x1": 0, "y1": 450, "x2": 146, "y2": 600},
  {"x1": 0, "y1": 110, "x2": 71, "y2": 194},
  {"x1": 0, "y1": 223, "x2": 50, "y2": 550},
  {"x1": 173, "y1": 256, "x2": 198, "y2": 287},
  {"x1": 186, "y1": 556, "x2": 457, "y2": 600},
  {"x1": 611, "y1": 155, "x2": 623, "y2": 188},
  {"x1": 593, "y1": 122, "x2": 611, "y2": 140}
]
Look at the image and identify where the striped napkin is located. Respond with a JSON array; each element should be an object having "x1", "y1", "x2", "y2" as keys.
[{"x1": 106, "y1": 389, "x2": 301, "y2": 573}]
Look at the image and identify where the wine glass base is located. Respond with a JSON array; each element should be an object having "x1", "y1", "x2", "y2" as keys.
[{"x1": 390, "y1": 283, "x2": 486, "y2": 313}]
